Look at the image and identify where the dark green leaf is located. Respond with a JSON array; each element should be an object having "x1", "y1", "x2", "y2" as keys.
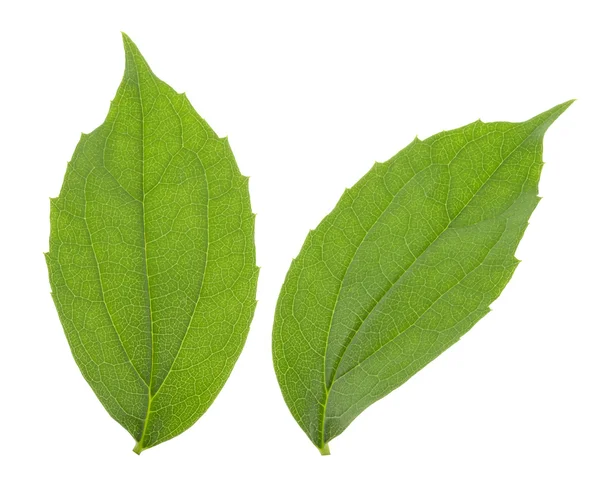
[{"x1": 272, "y1": 102, "x2": 571, "y2": 454}]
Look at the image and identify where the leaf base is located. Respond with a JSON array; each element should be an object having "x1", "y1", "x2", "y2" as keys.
[{"x1": 318, "y1": 443, "x2": 331, "y2": 456}]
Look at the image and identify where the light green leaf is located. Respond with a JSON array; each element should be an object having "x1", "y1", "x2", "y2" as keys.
[
  {"x1": 272, "y1": 102, "x2": 571, "y2": 455},
  {"x1": 46, "y1": 34, "x2": 258, "y2": 453}
]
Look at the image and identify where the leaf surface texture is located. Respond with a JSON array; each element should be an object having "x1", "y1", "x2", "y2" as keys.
[
  {"x1": 272, "y1": 102, "x2": 571, "y2": 453},
  {"x1": 46, "y1": 34, "x2": 258, "y2": 452}
]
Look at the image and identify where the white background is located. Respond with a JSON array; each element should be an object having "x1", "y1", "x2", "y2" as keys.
[{"x1": 0, "y1": 1, "x2": 598, "y2": 483}]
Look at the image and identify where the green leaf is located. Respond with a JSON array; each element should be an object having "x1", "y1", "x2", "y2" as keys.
[
  {"x1": 272, "y1": 102, "x2": 572, "y2": 454},
  {"x1": 46, "y1": 34, "x2": 258, "y2": 453}
]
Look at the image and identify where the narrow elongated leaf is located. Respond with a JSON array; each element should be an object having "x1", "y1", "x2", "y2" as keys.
[
  {"x1": 46, "y1": 34, "x2": 258, "y2": 453},
  {"x1": 273, "y1": 102, "x2": 571, "y2": 454}
]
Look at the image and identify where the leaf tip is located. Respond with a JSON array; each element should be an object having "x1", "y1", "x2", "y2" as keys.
[
  {"x1": 551, "y1": 99, "x2": 576, "y2": 116},
  {"x1": 120, "y1": 32, "x2": 139, "y2": 52},
  {"x1": 530, "y1": 99, "x2": 575, "y2": 133},
  {"x1": 121, "y1": 32, "x2": 135, "y2": 52},
  {"x1": 121, "y1": 32, "x2": 151, "y2": 77}
]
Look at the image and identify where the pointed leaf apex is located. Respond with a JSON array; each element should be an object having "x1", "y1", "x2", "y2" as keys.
[
  {"x1": 529, "y1": 99, "x2": 574, "y2": 135},
  {"x1": 121, "y1": 33, "x2": 151, "y2": 79},
  {"x1": 121, "y1": 32, "x2": 140, "y2": 52},
  {"x1": 121, "y1": 32, "x2": 137, "y2": 56},
  {"x1": 549, "y1": 99, "x2": 575, "y2": 117}
]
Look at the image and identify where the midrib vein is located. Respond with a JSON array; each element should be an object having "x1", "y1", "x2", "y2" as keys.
[
  {"x1": 318, "y1": 123, "x2": 541, "y2": 442},
  {"x1": 132, "y1": 69, "x2": 212, "y2": 448},
  {"x1": 321, "y1": 132, "x2": 489, "y2": 383},
  {"x1": 132, "y1": 61, "x2": 156, "y2": 448},
  {"x1": 316, "y1": 132, "x2": 486, "y2": 445}
]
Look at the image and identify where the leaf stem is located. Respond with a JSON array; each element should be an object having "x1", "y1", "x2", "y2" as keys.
[
  {"x1": 133, "y1": 441, "x2": 144, "y2": 455},
  {"x1": 318, "y1": 442, "x2": 331, "y2": 456}
]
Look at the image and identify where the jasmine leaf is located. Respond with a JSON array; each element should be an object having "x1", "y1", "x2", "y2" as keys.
[
  {"x1": 272, "y1": 102, "x2": 572, "y2": 455},
  {"x1": 46, "y1": 34, "x2": 258, "y2": 453}
]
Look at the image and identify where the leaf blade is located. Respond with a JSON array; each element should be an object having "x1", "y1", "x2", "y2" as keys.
[
  {"x1": 46, "y1": 34, "x2": 258, "y2": 452},
  {"x1": 272, "y1": 102, "x2": 571, "y2": 453}
]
